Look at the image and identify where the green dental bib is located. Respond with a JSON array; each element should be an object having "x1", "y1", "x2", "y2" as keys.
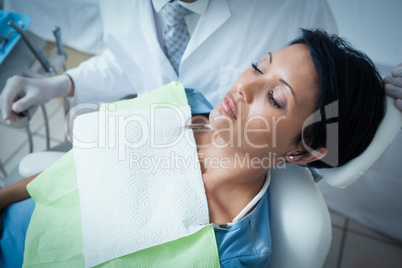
[{"x1": 23, "y1": 82, "x2": 219, "y2": 267}]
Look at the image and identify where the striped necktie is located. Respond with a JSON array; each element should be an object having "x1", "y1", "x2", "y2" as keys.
[{"x1": 162, "y1": 1, "x2": 191, "y2": 74}]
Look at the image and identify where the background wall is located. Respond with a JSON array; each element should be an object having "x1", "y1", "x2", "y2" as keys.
[
  {"x1": 4, "y1": 0, "x2": 401, "y2": 74},
  {"x1": 327, "y1": 0, "x2": 402, "y2": 76}
]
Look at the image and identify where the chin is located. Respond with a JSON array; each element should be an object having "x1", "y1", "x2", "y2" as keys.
[
  {"x1": 209, "y1": 108, "x2": 218, "y2": 128},
  {"x1": 209, "y1": 109, "x2": 238, "y2": 147},
  {"x1": 209, "y1": 106, "x2": 223, "y2": 129}
]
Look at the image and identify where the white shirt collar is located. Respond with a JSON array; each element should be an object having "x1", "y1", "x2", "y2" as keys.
[{"x1": 152, "y1": 0, "x2": 209, "y2": 15}]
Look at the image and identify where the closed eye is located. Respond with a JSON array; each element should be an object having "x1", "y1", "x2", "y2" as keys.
[
  {"x1": 269, "y1": 90, "x2": 281, "y2": 109},
  {"x1": 252, "y1": 61, "x2": 263, "y2": 75}
]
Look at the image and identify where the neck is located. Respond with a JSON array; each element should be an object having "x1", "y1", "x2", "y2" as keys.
[{"x1": 193, "y1": 122, "x2": 269, "y2": 224}]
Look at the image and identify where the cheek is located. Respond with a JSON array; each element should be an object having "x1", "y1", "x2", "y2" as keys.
[
  {"x1": 273, "y1": 119, "x2": 302, "y2": 152},
  {"x1": 209, "y1": 107, "x2": 234, "y2": 142},
  {"x1": 242, "y1": 117, "x2": 270, "y2": 146},
  {"x1": 240, "y1": 111, "x2": 280, "y2": 155}
]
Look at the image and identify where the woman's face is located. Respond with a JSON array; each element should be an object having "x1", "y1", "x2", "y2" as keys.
[{"x1": 209, "y1": 44, "x2": 319, "y2": 161}]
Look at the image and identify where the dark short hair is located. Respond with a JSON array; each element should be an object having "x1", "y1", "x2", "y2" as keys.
[{"x1": 289, "y1": 29, "x2": 385, "y2": 168}]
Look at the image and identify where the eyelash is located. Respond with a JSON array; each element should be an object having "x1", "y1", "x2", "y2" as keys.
[
  {"x1": 251, "y1": 61, "x2": 263, "y2": 74},
  {"x1": 251, "y1": 61, "x2": 281, "y2": 109},
  {"x1": 269, "y1": 90, "x2": 281, "y2": 109}
]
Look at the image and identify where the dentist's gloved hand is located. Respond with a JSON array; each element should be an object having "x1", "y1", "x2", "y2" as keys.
[
  {"x1": 0, "y1": 74, "x2": 73, "y2": 124},
  {"x1": 384, "y1": 63, "x2": 402, "y2": 111}
]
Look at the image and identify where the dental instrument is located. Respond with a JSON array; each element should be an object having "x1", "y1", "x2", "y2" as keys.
[
  {"x1": 52, "y1": 26, "x2": 67, "y2": 60},
  {"x1": 185, "y1": 123, "x2": 213, "y2": 130}
]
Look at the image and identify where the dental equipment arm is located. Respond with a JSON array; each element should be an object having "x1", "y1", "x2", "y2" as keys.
[{"x1": 8, "y1": 21, "x2": 56, "y2": 75}]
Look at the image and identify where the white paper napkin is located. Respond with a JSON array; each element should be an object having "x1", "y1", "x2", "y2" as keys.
[{"x1": 73, "y1": 105, "x2": 209, "y2": 267}]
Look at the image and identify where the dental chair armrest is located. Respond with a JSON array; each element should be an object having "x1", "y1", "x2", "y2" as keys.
[
  {"x1": 268, "y1": 163, "x2": 331, "y2": 268},
  {"x1": 18, "y1": 151, "x2": 65, "y2": 178}
]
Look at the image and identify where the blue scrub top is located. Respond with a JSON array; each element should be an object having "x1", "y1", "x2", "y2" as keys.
[
  {"x1": 0, "y1": 89, "x2": 271, "y2": 267},
  {"x1": 0, "y1": 191, "x2": 271, "y2": 268},
  {"x1": 0, "y1": 198, "x2": 35, "y2": 268},
  {"x1": 185, "y1": 87, "x2": 214, "y2": 115},
  {"x1": 215, "y1": 190, "x2": 271, "y2": 267}
]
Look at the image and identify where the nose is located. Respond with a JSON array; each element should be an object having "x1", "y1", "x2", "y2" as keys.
[{"x1": 237, "y1": 76, "x2": 261, "y2": 104}]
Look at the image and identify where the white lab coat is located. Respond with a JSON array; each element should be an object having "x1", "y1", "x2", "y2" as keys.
[{"x1": 66, "y1": 0, "x2": 338, "y2": 107}]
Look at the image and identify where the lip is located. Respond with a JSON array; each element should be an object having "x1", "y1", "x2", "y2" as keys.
[{"x1": 220, "y1": 94, "x2": 237, "y2": 119}]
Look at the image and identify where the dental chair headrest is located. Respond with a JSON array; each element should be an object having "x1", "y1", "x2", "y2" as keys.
[{"x1": 317, "y1": 97, "x2": 402, "y2": 188}]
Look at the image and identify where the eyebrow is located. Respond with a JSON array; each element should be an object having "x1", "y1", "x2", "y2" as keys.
[{"x1": 270, "y1": 52, "x2": 297, "y2": 105}]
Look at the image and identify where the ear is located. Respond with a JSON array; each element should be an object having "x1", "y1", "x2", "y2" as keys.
[{"x1": 286, "y1": 147, "x2": 327, "y2": 165}]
